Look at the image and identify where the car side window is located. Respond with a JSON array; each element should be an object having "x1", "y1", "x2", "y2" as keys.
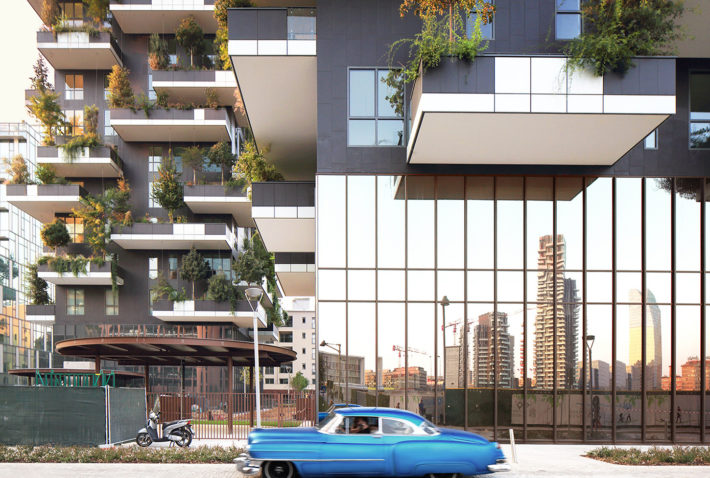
[{"x1": 381, "y1": 418, "x2": 416, "y2": 435}]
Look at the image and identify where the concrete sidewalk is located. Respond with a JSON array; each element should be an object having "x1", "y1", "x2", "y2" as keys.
[{"x1": 1, "y1": 444, "x2": 709, "y2": 477}]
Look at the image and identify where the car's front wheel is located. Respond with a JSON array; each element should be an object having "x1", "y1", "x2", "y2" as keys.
[
  {"x1": 427, "y1": 474, "x2": 459, "y2": 478},
  {"x1": 263, "y1": 461, "x2": 296, "y2": 478}
]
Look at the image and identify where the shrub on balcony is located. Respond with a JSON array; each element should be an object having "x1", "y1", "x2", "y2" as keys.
[
  {"x1": 40, "y1": 0, "x2": 60, "y2": 28},
  {"x1": 36, "y1": 164, "x2": 68, "y2": 185},
  {"x1": 30, "y1": 56, "x2": 52, "y2": 92},
  {"x1": 181, "y1": 247, "x2": 211, "y2": 300},
  {"x1": 234, "y1": 141, "x2": 284, "y2": 194},
  {"x1": 27, "y1": 90, "x2": 66, "y2": 146},
  {"x1": 37, "y1": 254, "x2": 120, "y2": 290},
  {"x1": 565, "y1": 0, "x2": 684, "y2": 76},
  {"x1": 151, "y1": 271, "x2": 188, "y2": 302},
  {"x1": 149, "y1": 33, "x2": 169, "y2": 70},
  {"x1": 151, "y1": 156, "x2": 184, "y2": 222},
  {"x1": 205, "y1": 87, "x2": 219, "y2": 109},
  {"x1": 206, "y1": 141, "x2": 236, "y2": 186},
  {"x1": 4, "y1": 154, "x2": 30, "y2": 184},
  {"x1": 40, "y1": 219, "x2": 71, "y2": 254},
  {"x1": 83, "y1": 0, "x2": 110, "y2": 26},
  {"x1": 207, "y1": 272, "x2": 235, "y2": 302},
  {"x1": 26, "y1": 264, "x2": 52, "y2": 306},
  {"x1": 180, "y1": 146, "x2": 205, "y2": 184},
  {"x1": 176, "y1": 15, "x2": 205, "y2": 68},
  {"x1": 59, "y1": 131, "x2": 101, "y2": 162},
  {"x1": 214, "y1": 0, "x2": 254, "y2": 70},
  {"x1": 107, "y1": 65, "x2": 135, "y2": 109}
]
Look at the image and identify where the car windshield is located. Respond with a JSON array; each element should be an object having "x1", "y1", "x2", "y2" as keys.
[{"x1": 419, "y1": 418, "x2": 439, "y2": 435}]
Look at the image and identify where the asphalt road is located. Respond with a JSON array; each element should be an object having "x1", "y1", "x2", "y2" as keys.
[{"x1": 2, "y1": 445, "x2": 710, "y2": 477}]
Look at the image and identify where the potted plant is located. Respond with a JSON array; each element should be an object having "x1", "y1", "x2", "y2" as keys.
[
  {"x1": 151, "y1": 155, "x2": 184, "y2": 222},
  {"x1": 41, "y1": 219, "x2": 71, "y2": 254}
]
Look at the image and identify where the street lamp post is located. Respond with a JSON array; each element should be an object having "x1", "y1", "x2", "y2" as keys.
[
  {"x1": 586, "y1": 334, "x2": 595, "y2": 437},
  {"x1": 246, "y1": 284, "x2": 264, "y2": 428},
  {"x1": 439, "y1": 295, "x2": 450, "y2": 425},
  {"x1": 320, "y1": 341, "x2": 342, "y2": 401}
]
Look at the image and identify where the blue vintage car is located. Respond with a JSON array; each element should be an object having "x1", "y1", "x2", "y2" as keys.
[
  {"x1": 235, "y1": 407, "x2": 510, "y2": 477},
  {"x1": 317, "y1": 403, "x2": 362, "y2": 423}
]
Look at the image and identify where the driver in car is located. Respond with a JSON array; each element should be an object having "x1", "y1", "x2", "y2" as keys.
[{"x1": 350, "y1": 417, "x2": 371, "y2": 434}]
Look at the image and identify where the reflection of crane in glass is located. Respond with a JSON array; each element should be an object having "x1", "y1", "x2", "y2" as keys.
[{"x1": 392, "y1": 345, "x2": 430, "y2": 371}]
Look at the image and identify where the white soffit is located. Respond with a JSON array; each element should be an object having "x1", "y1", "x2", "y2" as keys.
[
  {"x1": 254, "y1": 217, "x2": 315, "y2": 253},
  {"x1": 276, "y1": 271, "x2": 315, "y2": 297},
  {"x1": 110, "y1": 7, "x2": 217, "y2": 34}
]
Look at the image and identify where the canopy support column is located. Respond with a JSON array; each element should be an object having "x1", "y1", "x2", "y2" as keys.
[{"x1": 227, "y1": 357, "x2": 233, "y2": 435}]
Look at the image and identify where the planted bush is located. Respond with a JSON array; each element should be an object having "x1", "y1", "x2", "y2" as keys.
[
  {"x1": 149, "y1": 33, "x2": 169, "y2": 70},
  {"x1": 107, "y1": 65, "x2": 135, "y2": 109},
  {"x1": 40, "y1": 219, "x2": 71, "y2": 253},
  {"x1": 26, "y1": 264, "x2": 52, "y2": 305},
  {"x1": 4, "y1": 154, "x2": 30, "y2": 184},
  {"x1": 0, "y1": 445, "x2": 244, "y2": 463}
]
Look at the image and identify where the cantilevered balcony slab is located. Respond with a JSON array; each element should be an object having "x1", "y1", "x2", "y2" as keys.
[
  {"x1": 4, "y1": 184, "x2": 86, "y2": 223},
  {"x1": 111, "y1": 223, "x2": 236, "y2": 251},
  {"x1": 228, "y1": 7, "x2": 316, "y2": 179},
  {"x1": 37, "y1": 145, "x2": 123, "y2": 178},
  {"x1": 408, "y1": 57, "x2": 676, "y2": 166},
  {"x1": 25, "y1": 305, "x2": 56, "y2": 324},
  {"x1": 152, "y1": 70, "x2": 238, "y2": 106},
  {"x1": 274, "y1": 252, "x2": 314, "y2": 296},
  {"x1": 37, "y1": 31, "x2": 122, "y2": 70},
  {"x1": 110, "y1": 108, "x2": 235, "y2": 143},
  {"x1": 38, "y1": 262, "x2": 124, "y2": 286},
  {"x1": 152, "y1": 299, "x2": 267, "y2": 328},
  {"x1": 251, "y1": 182, "x2": 314, "y2": 253},
  {"x1": 109, "y1": 0, "x2": 217, "y2": 34},
  {"x1": 248, "y1": 323, "x2": 279, "y2": 344},
  {"x1": 184, "y1": 184, "x2": 253, "y2": 227}
]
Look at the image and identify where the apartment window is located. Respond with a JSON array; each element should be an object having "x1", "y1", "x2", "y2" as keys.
[
  {"x1": 312, "y1": 317, "x2": 315, "y2": 329},
  {"x1": 65, "y1": 75, "x2": 84, "y2": 100},
  {"x1": 105, "y1": 289, "x2": 119, "y2": 315},
  {"x1": 167, "y1": 39, "x2": 178, "y2": 66},
  {"x1": 104, "y1": 110, "x2": 115, "y2": 137},
  {"x1": 264, "y1": 367, "x2": 274, "y2": 375},
  {"x1": 104, "y1": 74, "x2": 111, "y2": 101},
  {"x1": 265, "y1": 378, "x2": 274, "y2": 384},
  {"x1": 57, "y1": 215, "x2": 84, "y2": 243},
  {"x1": 168, "y1": 256, "x2": 178, "y2": 279},
  {"x1": 148, "y1": 257, "x2": 158, "y2": 279},
  {"x1": 302, "y1": 363, "x2": 306, "y2": 370},
  {"x1": 67, "y1": 288, "x2": 84, "y2": 315},
  {"x1": 280, "y1": 363, "x2": 293, "y2": 374},
  {"x1": 312, "y1": 379, "x2": 316, "y2": 385},
  {"x1": 285, "y1": 316, "x2": 293, "y2": 327},
  {"x1": 279, "y1": 378, "x2": 289, "y2": 385},
  {"x1": 149, "y1": 147, "x2": 163, "y2": 172},
  {"x1": 311, "y1": 349, "x2": 315, "y2": 359},
  {"x1": 206, "y1": 256, "x2": 233, "y2": 280},
  {"x1": 467, "y1": 0, "x2": 494, "y2": 40},
  {"x1": 311, "y1": 333, "x2": 315, "y2": 344},
  {"x1": 148, "y1": 182, "x2": 157, "y2": 208},
  {"x1": 61, "y1": 2, "x2": 84, "y2": 27},
  {"x1": 301, "y1": 332, "x2": 306, "y2": 339},
  {"x1": 302, "y1": 347, "x2": 306, "y2": 354},
  {"x1": 556, "y1": 0, "x2": 581, "y2": 40},
  {"x1": 312, "y1": 364, "x2": 315, "y2": 374},
  {"x1": 280, "y1": 332, "x2": 293, "y2": 343},
  {"x1": 302, "y1": 317, "x2": 306, "y2": 324},
  {"x1": 690, "y1": 72, "x2": 710, "y2": 149},
  {"x1": 64, "y1": 110, "x2": 84, "y2": 136},
  {"x1": 644, "y1": 129, "x2": 658, "y2": 150},
  {"x1": 348, "y1": 68, "x2": 404, "y2": 146}
]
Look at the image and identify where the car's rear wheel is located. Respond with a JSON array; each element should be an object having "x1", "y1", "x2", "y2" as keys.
[
  {"x1": 427, "y1": 474, "x2": 459, "y2": 478},
  {"x1": 263, "y1": 461, "x2": 296, "y2": 478}
]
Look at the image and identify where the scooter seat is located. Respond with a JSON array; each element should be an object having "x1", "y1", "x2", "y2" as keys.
[{"x1": 163, "y1": 420, "x2": 184, "y2": 427}]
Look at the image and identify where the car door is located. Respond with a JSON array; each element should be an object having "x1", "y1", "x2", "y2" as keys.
[{"x1": 320, "y1": 416, "x2": 388, "y2": 475}]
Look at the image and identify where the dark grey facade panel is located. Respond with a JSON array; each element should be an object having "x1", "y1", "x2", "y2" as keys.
[
  {"x1": 421, "y1": 57, "x2": 495, "y2": 94},
  {"x1": 603, "y1": 58, "x2": 677, "y2": 96},
  {"x1": 252, "y1": 181, "x2": 315, "y2": 207}
]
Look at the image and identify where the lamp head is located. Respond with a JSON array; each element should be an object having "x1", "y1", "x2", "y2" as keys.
[
  {"x1": 245, "y1": 284, "x2": 263, "y2": 301},
  {"x1": 320, "y1": 340, "x2": 327, "y2": 347},
  {"x1": 440, "y1": 296, "x2": 450, "y2": 307}
]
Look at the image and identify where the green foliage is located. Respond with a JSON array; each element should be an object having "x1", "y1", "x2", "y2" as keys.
[
  {"x1": 0, "y1": 257, "x2": 18, "y2": 282},
  {"x1": 149, "y1": 33, "x2": 169, "y2": 71},
  {"x1": 30, "y1": 56, "x2": 52, "y2": 92},
  {"x1": 205, "y1": 87, "x2": 219, "y2": 109},
  {"x1": 214, "y1": 0, "x2": 253, "y2": 70},
  {"x1": 151, "y1": 271, "x2": 188, "y2": 302},
  {"x1": 180, "y1": 247, "x2": 211, "y2": 299},
  {"x1": 180, "y1": 145, "x2": 205, "y2": 183},
  {"x1": 107, "y1": 65, "x2": 135, "y2": 109},
  {"x1": 0, "y1": 445, "x2": 244, "y2": 463},
  {"x1": 58, "y1": 133, "x2": 101, "y2": 162},
  {"x1": 207, "y1": 272, "x2": 235, "y2": 302},
  {"x1": 26, "y1": 264, "x2": 52, "y2": 306},
  {"x1": 151, "y1": 155, "x2": 184, "y2": 222},
  {"x1": 40, "y1": 219, "x2": 71, "y2": 253},
  {"x1": 234, "y1": 141, "x2": 284, "y2": 193},
  {"x1": 40, "y1": 0, "x2": 60, "y2": 28},
  {"x1": 135, "y1": 94, "x2": 155, "y2": 118},
  {"x1": 4, "y1": 154, "x2": 30, "y2": 184},
  {"x1": 176, "y1": 15, "x2": 204, "y2": 68},
  {"x1": 72, "y1": 179, "x2": 131, "y2": 256},
  {"x1": 587, "y1": 446, "x2": 710, "y2": 465},
  {"x1": 36, "y1": 164, "x2": 67, "y2": 185},
  {"x1": 82, "y1": 0, "x2": 110, "y2": 23},
  {"x1": 206, "y1": 141, "x2": 236, "y2": 185},
  {"x1": 291, "y1": 371, "x2": 309, "y2": 392},
  {"x1": 565, "y1": 0, "x2": 684, "y2": 76},
  {"x1": 26, "y1": 89, "x2": 66, "y2": 146},
  {"x1": 84, "y1": 104, "x2": 99, "y2": 138}
]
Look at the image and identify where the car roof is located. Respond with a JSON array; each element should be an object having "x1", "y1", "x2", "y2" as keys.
[{"x1": 335, "y1": 407, "x2": 425, "y2": 424}]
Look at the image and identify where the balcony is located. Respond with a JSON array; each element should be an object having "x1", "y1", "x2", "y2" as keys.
[
  {"x1": 248, "y1": 323, "x2": 279, "y2": 344},
  {"x1": 37, "y1": 145, "x2": 123, "y2": 178},
  {"x1": 183, "y1": 184, "x2": 252, "y2": 227},
  {"x1": 110, "y1": 108, "x2": 235, "y2": 143},
  {"x1": 37, "y1": 31, "x2": 122, "y2": 70},
  {"x1": 38, "y1": 262, "x2": 124, "y2": 286},
  {"x1": 228, "y1": 7, "x2": 316, "y2": 179},
  {"x1": 109, "y1": 0, "x2": 217, "y2": 34},
  {"x1": 274, "y1": 252, "x2": 314, "y2": 296},
  {"x1": 25, "y1": 305, "x2": 56, "y2": 323},
  {"x1": 408, "y1": 56, "x2": 676, "y2": 166},
  {"x1": 151, "y1": 69, "x2": 238, "y2": 106},
  {"x1": 152, "y1": 299, "x2": 267, "y2": 328},
  {"x1": 4, "y1": 184, "x2": 86, "y2": 223},
  {"x1": 111, "y1": 222, "x2": 236, "y2": 251},
  {"x1": 251, "y1": 181, "x2": 314, "y2": 253}
]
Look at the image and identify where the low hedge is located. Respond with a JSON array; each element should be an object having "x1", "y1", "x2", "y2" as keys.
[
  {"x1": 587, "y1": 446, "x2": 710, "y2": 465},
  {"x1": 0, "y1": 445, "x2": 244, "y2": 463}
]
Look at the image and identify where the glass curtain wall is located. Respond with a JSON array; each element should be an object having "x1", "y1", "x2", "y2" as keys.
[{"x1": 317, "y1": 175, "x2": 709, "y2": 443}]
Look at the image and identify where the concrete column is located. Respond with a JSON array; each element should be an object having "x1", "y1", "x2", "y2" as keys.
[
  {"x1": 227, "y1": 357, "x2": 233, "y2": 435},
  {"x1": 95, "y1": 355, "x2": 101, "y2": 373}
]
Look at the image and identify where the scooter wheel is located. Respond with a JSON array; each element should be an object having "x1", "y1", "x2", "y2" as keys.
[
  {"x1": 176, "y1": 429, "x2": 192, "y2": 448},
  {"x1": 136, "y1": 432, "x2": 152, "y2": 447}
]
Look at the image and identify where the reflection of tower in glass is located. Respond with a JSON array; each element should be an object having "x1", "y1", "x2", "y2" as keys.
[
  {"x1": 533, "y1": 234, "x2": 579, "y2": 389},
  {"x1": 473, "y1": 312, "x2": 514, "y2": 388},
  {"x1": 628, "y1": 289, "x2": 662, "y2": 390}
]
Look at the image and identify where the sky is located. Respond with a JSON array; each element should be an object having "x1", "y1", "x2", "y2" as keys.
[{"x1": 0, "y1": 0, "x2": 46, "y2": 124}]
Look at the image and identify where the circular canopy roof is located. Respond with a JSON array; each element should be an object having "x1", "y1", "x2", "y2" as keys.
[{"x1": 56, "y1": 337, "x2": 297, "y2": 367}]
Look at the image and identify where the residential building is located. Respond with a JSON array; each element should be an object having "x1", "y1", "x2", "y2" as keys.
[
  {"x1": 444, "y1": 345, "x2": 461, "y2": 388},
  {"x1": 662, "y1": 357, "x2": 710, "y2": 392},
  {"x1": 577, "y1": 360, "x2": 611, "y2": 390},
  {"x1": 319, "y1": 351, "x2": 364, "y2": 389},
  {"x1": 473, "y1": 311, "x2": 514, "y2": 388},
  {"x1": 382, "y1": 366, "x2": 427, "y2": 390}
]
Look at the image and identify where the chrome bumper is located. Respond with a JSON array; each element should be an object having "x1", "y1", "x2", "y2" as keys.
[
  {"x1": 234, "y1": 453, "x2": 262, "y2": 476},
  {"x1": 487, "y1": 458, "x2": 512, "y2": 472}
]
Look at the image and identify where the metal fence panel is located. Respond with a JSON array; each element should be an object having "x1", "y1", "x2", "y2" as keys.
[{"x1": 108, "y1": 387, "x2": 147, "y2": 444}]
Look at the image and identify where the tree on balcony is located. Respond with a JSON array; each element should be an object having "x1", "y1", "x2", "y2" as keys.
[
  {"x1": 151, "y1": 155, "x2": 184, "y2": 223},
  {"x1": 149, "y1": 33, "x2": 169, "y2": 71},
  {"x1": 180, "y1": 146, "x2": 205, "y2": 184},
  {"x1": 26, "y1": 90, "x2": 66, "y2": 146},
  {"x1": 4, "y1": 154, "x2": 30, "y2": 185},
  {"x1": 181, "y1": 247, "x2": 211, "y2": 300},
  {"x1": 206, "y1": 141, "x2": 236, "y2": 186},
  {"x1": 214, "y1": 0, "x2": 254, "y2": 70},
  {"x1": 176, "y1": 15, "x2": 205, "y2": 68},
  {"x1": 207, "y1": 272, "x2": 236, "y2": 302},
  {"x1": 40, "y1": 0, "x2": 60, "y2": 28},
  {"x1": 30, "y1": 56, "x2": 52, "y2": 92},
  {"x1": 234, "y1": 141, "x2": 284, "y2": 193},
  {"x1": 82, "y1": 0, "x2": 110, "y2": 25},
  {"x1": 107, "y1": 65, "x2": 135, "y2": 109},
  {"x1": 41, "y1": 219, "x2": 71, "y2": 254},
  {"x1": 26, "y1": 264, "x2": 52, "y2": 306}
]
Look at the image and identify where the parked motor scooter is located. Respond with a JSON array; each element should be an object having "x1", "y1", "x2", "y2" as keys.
[{"x1": 136, "y1": 397, "x2": 194, "y2": 447}]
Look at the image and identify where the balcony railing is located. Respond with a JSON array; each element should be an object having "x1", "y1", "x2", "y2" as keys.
[
  {"x1": 25, "y1": 304, "x2": 56, "y2": 323},
  {"x1": 37, "y1": 145, "x2": 123, "y2": 178},
  {"x1": 110, "y1": 108, "x2": 235, "y2": 143},
  {"x1": 38, "y1": 261, "x2": 123, "y2": 286},
  {"x1": 110, "y1": 222, "x2": 237, "y2": 252},
  {"x1": 37, "y1": 31, "x2": 122, "y2": 69}
]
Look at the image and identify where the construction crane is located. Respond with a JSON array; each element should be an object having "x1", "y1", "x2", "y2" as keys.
[{"x1": 392, "y1": 345, "x2": 430, "y2": 369}]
